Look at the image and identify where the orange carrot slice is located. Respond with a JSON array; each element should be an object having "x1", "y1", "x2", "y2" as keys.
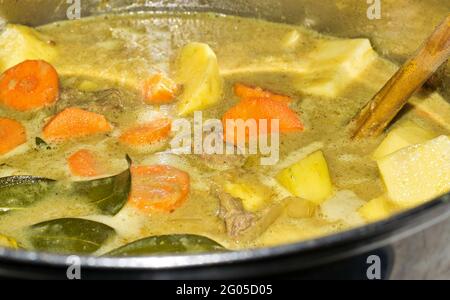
[
  {"x1": 129, "y1": 165, "x2": 190, "y2": 213},
  {"x1": 222, "y1": 97, "x2": 304, "y2": 144},
  {"x1": 0, "y1": 60, "x2": 59, "y2": 111},
  {"x1": 68, "y1": 149, "x2": 103, "y2": 177},
  {"x1": 143, "y1": 74, "x2": 178, "y2": 105},
  {"x1": 0, "y1": 118, "x2": 27, "y2": 155},
  {"x1": 43, "y1": 107, "x2": 112, "y2": 142},
  {"x1": 234, "y1": 83, "x2": 292, "y2": 104},
  {"x1": 119, "y1": 118, "x2": 171, "y2": 146}
]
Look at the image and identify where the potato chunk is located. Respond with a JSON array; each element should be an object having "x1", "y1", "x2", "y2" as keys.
[
  {"x1": 224, "y1": 180, "x2": 272, "y2": 212},
  {"x1": 285, "y1": 197, "x2": 317, "y2": 218},
  {"x1": 372, "y1": 120, "x2": 436, "y2": 160},
  {"x1": 320, "y1": 190, "x2": 365, "y2": 226},
  {"x1": 175, "y1": 43, "x2": 223, "y2": 116},
  {"x1": 276, "y1": 151, "x2": 333, "y2": 204},
  {"x1": 358, "y1": 196, "x2": 398, "y2": 222},
  {"x1": 302, "y1": 39, "x2": 377, "y2": 97},
  {"x1": 0, "y1": 234, "x2": 19, "y2": 249},
  {"x1": 0, "y1": 24, "x2": 57, "y2": 72},
  {"x1": 377, "y1": 135, "x2": 450, "y2": 207}
]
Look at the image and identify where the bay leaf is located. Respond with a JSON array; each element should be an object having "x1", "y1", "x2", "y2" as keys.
[
  {"x1": 28, "y1": 218, "x2": 115, "y2": 254},
  {"x1": 106, "y1": 234, "x2": 225, "y2": 257},
  {"x1": 71, "y1": 166, "x2": 131, "y2": 216},
  {"x1": 0, "y1": 176, "x2": 56, "y2": 214}
]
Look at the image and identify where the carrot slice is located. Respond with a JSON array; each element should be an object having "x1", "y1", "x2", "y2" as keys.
[
  {"x1": 0, "y1": 118, "x2": 27, "y2": 155},
  {"x1": 43, "y1": 107, "x2": 112, "y2": 142},
  {"x1": 129, "y1": 165, "x2": 190, "y2": 213},
  {"x1": 234, "y1": 83, "x2": 292, "y2": 104},
  {"x1": 119, "y1": 118, "x2": 171, "y2": 146},
  {"x1": 143, "y1": 74, "x2": 178, "y2": 105},
  {"x1": 222, "y1": 97, "x2": 304, "y2": 144},
  {"x1": 0, "y1": 60, "x2": 59, "y2": 111},
  {"x1": 68, "y1": 149, "x2": 103, "y2": 177}
]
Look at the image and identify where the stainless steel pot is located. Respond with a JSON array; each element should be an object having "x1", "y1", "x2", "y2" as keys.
[{"x1": 0, "y1": 0, "x2": 449, "y2": 279}]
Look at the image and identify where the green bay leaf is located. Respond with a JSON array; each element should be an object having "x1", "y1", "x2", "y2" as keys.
[
  {"x1": 71, "y1": 166, "x2": 131, "y2": 216},
  {"x1": 106, "y1": 234, "x2": 225, "y2": 257},
  {"x1": 0, "y1": 176, "x2": 56, "y2": 214},
  {"x1": 28, "y1": 218, "x2": 116, "y2": 254}
]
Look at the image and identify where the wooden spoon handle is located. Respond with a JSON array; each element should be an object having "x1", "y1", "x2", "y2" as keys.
[{"x1": 351, "y1": 14, "x2": 450, "y2": 139}]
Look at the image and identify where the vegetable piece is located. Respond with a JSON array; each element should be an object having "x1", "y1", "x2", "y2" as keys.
[
  {"x1": 0, "y1": 24, "x2": 57, "y2": 73},
  {"x1": 222, "y1": 97, "x2": 304, "y2": 144},
  {"x1": 320, "y1": 190, "x2": 365, "y2": 226},
  {"x1": 68, "y1": 149, "x2": 103, "y2": 177},
  {"x1": 143, "y1": 73, "x2": 178, "y2": 104},
  {"x1": 239, "y1": 200, "x2": 288, "y2": 241},
  {"x1": 372, "y1": 120, "x2": 437, "y2": 160},
  {"x1": 106, "y1": 234, "x2": 224, "y2": 257},
  {"x1": 0, "y1": 60, "x2": 59, "y2": 111},
  {"x1": 71, "y1": 164, "x2": 132, "y2": 216},
  {"x1": 285, "y1": 197, "x2": 317, "y2": 218},
  {"x1": 377, "y1": 135, "x2": 450, "y2": 208},
  {"x1": 0, "y1": 234, "x2": 19, "y2": 249},
  {"x1": 129, "y1": 165, "x2": 190, "y2": 213},
  {"x1": 281, "y1": 30, "x2": 301, "y2": 50},
  {"x1": 234, "y1": 83, "x2": 292, "y2": 104},
  {"x1": 224, "y1": 180, "x2": 272, "y2": 212},
  {"x1": 42, "y1": 107, "x2": 112, "y2": 142},
  {"x1": 176, "y1": 42, "x2": 223, "y2": 116},
  {"x1": 27, "y1": 218, "x2": 115, "y2": 254},
  {"x1": 119, "y1": 119, "x2": 171, "y2": 146},
  {"x1": 301, "y1": 39, "x2": 377, "y2": 97},
  {"x1": 358, "y1": 196, "x2": 398, "y2": 222},
  {"x1": 0, "y1": 118, "x2": 27, "y2": 155},
  {"x1": 276, "y1": 151, "x2": 333, "y2": 204},
  {"x1": 0, "y1": 176, "x2": 55, "y2": 214}
]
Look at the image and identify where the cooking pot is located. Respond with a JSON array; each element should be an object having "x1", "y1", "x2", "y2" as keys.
[{"x1": 0, "y1": 0, "x2": 449, "y2": 280}]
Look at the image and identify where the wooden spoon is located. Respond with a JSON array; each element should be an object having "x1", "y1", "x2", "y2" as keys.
[{"x1": 351, "y1": 14, "x2": 450, "y2": 139}]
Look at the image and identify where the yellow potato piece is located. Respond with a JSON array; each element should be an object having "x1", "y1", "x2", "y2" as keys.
[
  {"x1": 0, "y1": 24, "x2": 57, "y2": 72},
  {"x1": 0, "y1": 234, "x2": 19, "y2": 249},
  {"x1": 378, "y1": 135, "x2": 450, "y2": 208},
  {"x1": 276, "y1": 151, "x2": 333, "y2": 204},
  {"x1": 224, "y1": 181, "x2": 271, "y2": 212},
  {"x1": 358, "y1": 196, "x2": 398, "y2": 222},
  {"x1": 285, "y1": 197, "x2": 317, "y2": 219},
  {"x1": 372, "y1": 120, "x2": 437, "y2": 160},
  {"x1": 175, "y1": 42, "x2": 223, "y2": 116},
  {"x1": 300, "y1": 39, "x2": 377, "y2": 97},
  {"x1": 222, "y1": 38, "x2": 376, "y2": 98}
]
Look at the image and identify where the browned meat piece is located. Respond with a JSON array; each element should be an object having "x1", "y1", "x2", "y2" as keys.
[
  {"x1": 199, "y1": 153, "x2": 246, "y2": 171},
  {"x1": 211, "y1": 183, "x2": 289, "y2": 240},
  {"x1": 57, "y1": 87, "x2": 125, "y2": 115},
  {"x1": 211, "y1": 185, "x2": 255, "y2": 237}
]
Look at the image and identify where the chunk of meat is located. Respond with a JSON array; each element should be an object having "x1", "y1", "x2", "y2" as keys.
[
  {"x1": 57, "y1": 88, "x2": 125, "y2": 115},
  {"x1": 211, "y1": 185, "x2": 255, "y2": 237},
  {"x1": 198, "y1": 153, "x2": 246, "y2": 171}
]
